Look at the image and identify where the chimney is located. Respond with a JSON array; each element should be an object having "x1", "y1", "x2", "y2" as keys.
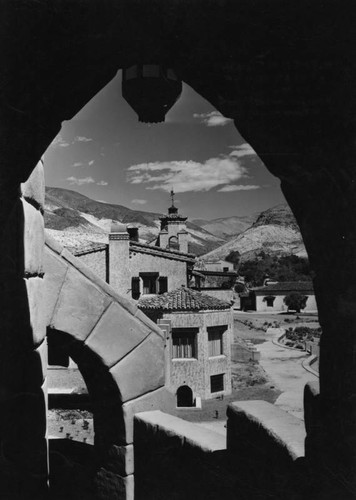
[
  {"x1": 109, "y1": 222, "x2": 130, "y2": 294},
  {"x1": 127, "y1": 226, "x2": 139, "y2": 242}
]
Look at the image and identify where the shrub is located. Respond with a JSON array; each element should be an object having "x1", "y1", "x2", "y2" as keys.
[{"x1": 284, "y1": 292, "x2": 308, "y2": 313}]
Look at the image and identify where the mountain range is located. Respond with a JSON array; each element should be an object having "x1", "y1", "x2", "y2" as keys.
[
  {"x1": 44, "y1": 187, "x2": 225, "y2": 255},
  {"x1": 44, "y1": 187, "x2": 306, "y2": 260},
  {"x1": 201, "y1": 204, "x2": 307, "y2": 262},
  {"x1": 192, "y1": 214, "x2": 257, "y2": 240}
]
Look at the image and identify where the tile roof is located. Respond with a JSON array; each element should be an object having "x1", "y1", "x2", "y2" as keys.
[
  {"x1": 137, "y1": 286, "x2": 231, "y2": 312},
  {"x1": 197, "y1": 270, "x2": 238, "y2": 277},
  {"x1": 251, "y1": 281, "x2": 314, "y2": 293},
  {"x1": 130, "y1": 241, "x2": 195, "y2": 261},
  {"x1": 73, "y1": 243, "x2": 108, "y2": 256}
]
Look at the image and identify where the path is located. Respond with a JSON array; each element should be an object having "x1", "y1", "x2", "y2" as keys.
[{"x1": 258, "y1": 333, "x2": 318, "y2": 420}]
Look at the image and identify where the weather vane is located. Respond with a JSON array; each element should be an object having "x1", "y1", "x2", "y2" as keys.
[{"x1": 170, "y1": 188, "x2": 175, "y2": 207}]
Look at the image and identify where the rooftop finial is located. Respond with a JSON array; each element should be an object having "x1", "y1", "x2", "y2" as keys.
[{"x1": 170, "y1": 188, "x2": 175, "y2": 207}]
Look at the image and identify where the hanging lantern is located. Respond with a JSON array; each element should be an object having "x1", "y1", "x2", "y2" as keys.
[{"x1": 122, "y1": 64, "x2": 182, "y2": 123}]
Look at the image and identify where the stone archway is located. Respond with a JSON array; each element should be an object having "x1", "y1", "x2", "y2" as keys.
[
  {"x1": 0, "y1": 2, "x2": 355, "y2": 498},
  {"x1": 44, "y1": 233, "x2": 174, "y2": 499}
]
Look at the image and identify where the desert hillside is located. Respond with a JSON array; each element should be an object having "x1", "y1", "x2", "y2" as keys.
[
  {"x1": 202, "y1": 204, "x2": 306, "y2": 261},
  {"x1": 192, "y1": 214, "x2": 257, "y2": 239},
  {"x1": 44, "y1": 187, "x2": 224, "y2": 255}
]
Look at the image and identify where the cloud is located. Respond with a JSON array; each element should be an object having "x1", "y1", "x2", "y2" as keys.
[
  {"x1": 193, "y1": 111, "x2": 233, "y2": 127},
  {"x1": 74, "y1": 136, "x2": 93, "y2": 142},
  {"x1": 51, "y1": 135, "x2": 70, "y2": 148},
  {"x1": 229, "y1": 143, "x2": 257, "y2": 158},
  {"x1": 72, "y1": 160, "x2": 94, "y2": 167},
  {"x1": 66, "y1": 176, "x2": 95, "y2": 186},
  {"x1": 127, "y1": 155, "x2": 248, "y2": 193},
  {"x1": 217, "y1": 184, "x2": 261, "y2": 192},
  {"x1": 97, "y1": 180, "x2": 108, "y2": 186},
  {"x1": 131, "y1": 199, "x2": 147, "y2": 205}
]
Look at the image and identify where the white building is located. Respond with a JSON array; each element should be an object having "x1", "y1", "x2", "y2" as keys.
[{"x1": 245, "y1": 281, "x2": 317, "y2": 312}]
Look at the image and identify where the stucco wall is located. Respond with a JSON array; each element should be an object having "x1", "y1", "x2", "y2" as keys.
[
  {"x1": 129, "y1": 250, "x2": 187, "y2": 295},
  {"x1": 76, "y1": 247, "x2": 107, "y2": 283},
  {"x1": 163, "y1": 310, "x2": 232, "y2": 400},
  {"x1": 256, "y1": 293, "x2": 317, "y2": 312},
  {"x1": 75, "y1": 241, "x2": 189, "y2": 299}
]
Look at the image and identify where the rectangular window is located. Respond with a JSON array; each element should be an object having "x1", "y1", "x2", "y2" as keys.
[
  {"x1": 172, "y1": 328, "x2": 198, "y2": 359},
  {"x1": 140, "y1": 272, "x2": 159, "y2": 294},
  {"x1": 208, "y1": 326, "x2": 226, "y2": 357},
  {"x1": 210, "y1": 374, "x2": 224, "y2": 393},
  {"x1": 142, "y1": 277, "x2": 156, "y2": 294},
  {"x1": 158, "y1": 276, "x2": 168, "y2": 294}
]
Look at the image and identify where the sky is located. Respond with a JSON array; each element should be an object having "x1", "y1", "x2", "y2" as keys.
[{"x1": 44, "y1": 71, "x2": 286, "y2": 220}]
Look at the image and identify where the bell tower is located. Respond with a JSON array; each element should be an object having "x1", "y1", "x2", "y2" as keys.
[{"x1": 158, "y1": 189, "x2": 189, "y2": 253}]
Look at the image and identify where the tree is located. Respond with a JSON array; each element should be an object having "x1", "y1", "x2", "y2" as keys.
[
  {"x1": 284, "y1": 292, "x2": 308, "y2": 313},
  {"x1": 239, "y1": 254, "x2": 311, "y2": 286},
  {"x1": 225, "y1": 250, "x2": 241, "y2": 269}
]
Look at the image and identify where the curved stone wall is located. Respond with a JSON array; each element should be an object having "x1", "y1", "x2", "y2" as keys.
[{"x1": 44, "y1": 233, "x2": 173, "y2": 498}]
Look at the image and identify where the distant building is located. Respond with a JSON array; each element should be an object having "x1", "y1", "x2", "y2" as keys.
[
  {"x1": 138, "y1": 286, "x2": 232, "y2": 406},
  {"x1": 240, "y1": 281, "x2": 316, "y2": 312},
  {"x1": 191, "y1": 259, "x2": 238, "y2": 304},
  {"x1": 109, "y1": 222, "x2": 194, "y2": 299},
  {"x1": 155, "y1": 189, "x2": 189, "y2": 253},
  {"x1": 74, "y1": 192, "x2": 195, "y2": 299},
  {"x1": 202, "y1": 259, "x2": 234, "y2": 273}
]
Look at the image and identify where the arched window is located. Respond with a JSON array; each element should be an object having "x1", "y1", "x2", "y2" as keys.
[{"x1": 168, "y1": 236, "x2": 179, "y2": 250}]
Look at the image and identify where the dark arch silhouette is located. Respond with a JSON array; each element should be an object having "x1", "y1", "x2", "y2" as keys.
[
  {"x1": 0, "y1": 4, "x2": 354, "y2": 498},
  {"x1": 176, "y1": 385, "x2": 194, "y2": 408}
]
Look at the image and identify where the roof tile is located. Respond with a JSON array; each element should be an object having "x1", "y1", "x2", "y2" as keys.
[{"x1": 138, "y1": 286, "x2": 231, "y2": 312}]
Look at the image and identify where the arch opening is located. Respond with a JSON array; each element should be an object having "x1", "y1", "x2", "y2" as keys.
[
  {"x1": 168, "y1": 236, "x2": 179, "y2": 250},
  {"x1": 47, "y1": 327, "x2": 126, "y2": 499},
  {"x1": 0, "y1": 5, "x2": 354, "y2": 499},
  {"x1": 176, "y1": 385, "x2": 194, "y2": 408}
]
